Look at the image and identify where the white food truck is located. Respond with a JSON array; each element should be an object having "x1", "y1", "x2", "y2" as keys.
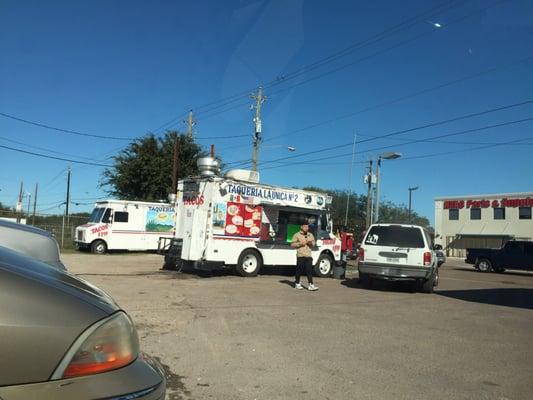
[
  {"x1": 161, "y1": 158, "x2": 342, "y2": 276},
  {"x1": 75, "y1": 200, "x2": 175, "y2": 254}
]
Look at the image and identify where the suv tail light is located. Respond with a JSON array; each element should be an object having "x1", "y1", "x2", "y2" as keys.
[
  {"x1": 423, "y1": 251, "x2": 432, "y2": 266},
  {"x1": 52, "y1": 312, "x2": 139, "y2": 379},
  {"x1": 358, "y1": 247, "x2": 364, "y2": 261}
]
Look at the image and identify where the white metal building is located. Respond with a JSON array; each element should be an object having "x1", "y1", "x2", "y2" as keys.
[{"x1": 434, "y1": 192, "x2": 533, "y2": 257}]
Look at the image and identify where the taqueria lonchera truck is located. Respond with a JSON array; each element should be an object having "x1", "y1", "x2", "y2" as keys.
[
  {"x1": 75, "y1": 200, "x2": 175, "y2": 254},
  {"x1": 160, "y1": 157, "x2": 342, "y2": 276}
]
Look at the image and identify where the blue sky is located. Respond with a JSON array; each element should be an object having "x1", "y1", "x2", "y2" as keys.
[{"x1": 1, "y1": 0, "x2": 532, "y2": 224}]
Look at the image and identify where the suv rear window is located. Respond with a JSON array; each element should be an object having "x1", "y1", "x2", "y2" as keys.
[{"x1": 364, "y1": 226, "x2": 425, "y2": 248}]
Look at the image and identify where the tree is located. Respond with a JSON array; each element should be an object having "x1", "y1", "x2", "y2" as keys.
[{"x1": 101, "y1": 132, "x2": 207, "y2": 201}]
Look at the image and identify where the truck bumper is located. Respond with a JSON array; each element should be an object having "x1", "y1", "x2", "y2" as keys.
[{"x1": 359, "y1": 262, "x2": 434, "y2": 281}]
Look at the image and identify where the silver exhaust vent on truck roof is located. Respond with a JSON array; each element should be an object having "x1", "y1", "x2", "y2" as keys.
[
  {"x1": 197, "y1": 157, "x2": 220, "y2": 176},
  {"x1": 224, "y1": 169, "x2": 260, "y2": 183}
]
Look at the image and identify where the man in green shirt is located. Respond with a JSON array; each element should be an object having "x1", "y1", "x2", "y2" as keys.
[{"x1": 291, "y1": 222, "x2": 318, "y2": 291}]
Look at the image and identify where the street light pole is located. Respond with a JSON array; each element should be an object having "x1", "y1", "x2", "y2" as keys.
[
  {"x1": 408, "y1": 186, "x2": 419, "y2": 222},
  {"x1": 374, "y1": 152, "x2": 402, "y2": 223},
  {"x1": 344, "y1": 132, "x2": 357, "y2": 227}
]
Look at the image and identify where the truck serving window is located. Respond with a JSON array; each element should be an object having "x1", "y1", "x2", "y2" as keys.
[
  {"x1": 88, "y1": 208, "x2": 106, "y2": 223},
  {"x1": 114, "y1": 211, "x2": 129, "y2": 223},
  {"x1": 364, "y1": 226, "x2": 425, "y2": 248}
]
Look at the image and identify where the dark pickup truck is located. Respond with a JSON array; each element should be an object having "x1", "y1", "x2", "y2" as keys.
[{"x1": 465, "y1": 240, "x2": 533, "y2": 273}]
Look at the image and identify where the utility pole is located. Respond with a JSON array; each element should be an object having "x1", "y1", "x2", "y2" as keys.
[
  {"x1": 344, "y1": 132, "x2": 357, "y2": 227},
  {"x1": 365, "y1": 160, "x2": 373, "y2": 228},
  {"x1": 185, "y1": 110, "x2": 195, "y2": 139},
  {"x1": 171, "y1": 134, "x2": 179, "y2": 194},
  {"x1": 251, "y1": 87, "x2": 266, "y2": 172},
  {"x1": 26, "y1": 193, "x2": 31, "y2": 218},
  {"x1": 32, "y1": 183, "x2": 38, "y2": 225},
  {"x1": 374, "y1": 157, "x2": 382, "y2": 223},
  {"x1": 16, "y1": 182, "x2": 23, "y2": 223},
  {"x1": 65, "y1": 167, "x2": 71, "y2": 225}
]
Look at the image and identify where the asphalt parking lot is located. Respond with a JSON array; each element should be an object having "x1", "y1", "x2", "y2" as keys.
[{"x1": 64, "y1": 253, "x2": 533, "y2": 400}]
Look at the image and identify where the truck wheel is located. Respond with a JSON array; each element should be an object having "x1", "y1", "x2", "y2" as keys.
[
  {"x1": 476, "y1": 258, "x2": 492, "y2": 272},
  {"x1": 91, "y1": 240, "x2": 107, "y2": 255},
  {"x1": 236, "y1": 249, "x2": 262, "y2": 277},
  {"x1": 314, "y1": 253, "x2": 333, "y2": 277}
]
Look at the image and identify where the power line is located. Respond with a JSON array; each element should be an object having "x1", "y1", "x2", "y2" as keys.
[
  {"x1": 195, "y1": 0, "x2": 510, "y2": 127},
  {"x1": 261, "y1": 116, "x2": 533, "y2": 169},
  {"x1": 229, "y1": 98, "x2": 533, "y2": 169},
  {"x1": 216, "y1": 52, "x2": 533, "y2": 154},
  {"x1": 151, "y1": 0, "x2": 469, "y2": 132},
  {"x1": 0, "y1": 135, "x2": 109, "y2": 163},
  {"x1": 0, "y1": 112, "x2": 134, "y2": 141},
  {"x1": 0, "y1": 143, "x2": 113, "y2": 167}
]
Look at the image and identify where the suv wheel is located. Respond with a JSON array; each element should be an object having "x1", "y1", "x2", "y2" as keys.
[
  {"x1": 359, "y1": 272, "x2": 372, "y2": 289},
  {"x1": 420, "y1": 271, "x2": 437, "y2": 293}
]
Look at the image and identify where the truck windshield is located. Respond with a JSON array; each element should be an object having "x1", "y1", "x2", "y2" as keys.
[
  {"x1": 365, "y1": 226, "x2": 425, "y2": 248},
  {"x1": 88, "y1": 207, "x2": 106, "y2": 223}
]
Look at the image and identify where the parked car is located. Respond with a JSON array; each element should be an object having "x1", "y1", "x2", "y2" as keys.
[
  {"x1": 465, "y1": 240, "x2": 533, "y2": 273},
  {"x1": 434, "y1": 244, "x2": 446, "y2": 267},
  {"x1": 358, "y1": 223, "x2": 439, "y2": 293},
  {"x1": 0, "y1": 219, "x2": 66, "y2": 270},
  {"x1": 0, "y1": 245, "x2": 166, "y2": 400}
]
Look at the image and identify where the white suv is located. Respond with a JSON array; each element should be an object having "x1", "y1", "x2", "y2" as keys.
[{"x1": 358, "y1": 223, "x2": 438, "y2": 293}]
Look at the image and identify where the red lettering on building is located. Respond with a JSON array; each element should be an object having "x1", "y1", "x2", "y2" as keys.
[{"x1": 445, "y1": 197, "x2": 532, "y2": 209}]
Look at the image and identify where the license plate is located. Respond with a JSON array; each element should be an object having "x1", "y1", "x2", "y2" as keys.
[{"x1": 386, "y1": 257, "x2": 400, "y2": 263}]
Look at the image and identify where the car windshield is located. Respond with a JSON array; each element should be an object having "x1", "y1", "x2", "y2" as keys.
[
  {"x1": 365, "y1": 226, "x2": 425, "y2": 248},
  {"x1": 88, "y1": 208, "x2": 106, "y2": 223}
]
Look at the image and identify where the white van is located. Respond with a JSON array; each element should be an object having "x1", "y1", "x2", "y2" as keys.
[
  {"x1": 358, "y1": 223, "x2": 438, "y2": 293},
  {"x1": 75, "y1": 200, "x2": 175, "y2": 254}
]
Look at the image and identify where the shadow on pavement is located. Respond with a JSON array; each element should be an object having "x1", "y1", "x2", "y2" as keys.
[
  {"x1": 340, "y1": 278, "x2": 416, "y2": 293},
  {"x1": 437, "y1": 288, "x2": 533, "y2": 310},
  {"x1": 452, "y1": 267, "x2": 533, "y2": 278},
  {"x1": 163, "y1": 265, "x2": 296, "y2": 279}
]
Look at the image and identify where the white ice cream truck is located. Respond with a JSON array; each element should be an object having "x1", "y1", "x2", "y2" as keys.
[
  {"x1": 161, "y1": 158, "x2": 342, "y2": 276},
  {"x1": 75, "y1": 200, "x2": 175, "y2": 254}
]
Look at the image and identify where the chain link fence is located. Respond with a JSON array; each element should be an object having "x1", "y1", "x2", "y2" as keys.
[{"x1": 0, "y1": 210, "x2": 89, "y2": 249}]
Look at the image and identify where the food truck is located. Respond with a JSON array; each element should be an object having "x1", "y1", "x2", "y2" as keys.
[
  {"x1": 75, "y1": 200, "x2": 175, "y2": 254},
  {"x1": 161, "y1": 157, "x2": 342, "y2": 276}
]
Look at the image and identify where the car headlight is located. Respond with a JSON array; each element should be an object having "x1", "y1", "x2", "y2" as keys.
[{"x1": 52, "y1": 312, "x2": 139, "y2": 379}]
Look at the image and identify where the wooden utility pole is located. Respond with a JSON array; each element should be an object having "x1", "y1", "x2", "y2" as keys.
[
  {"x1": 210, "y1": 144, "x2": 215, "y2": 157},
  {"x1": 32, "y1": 183, "x2": 38, "y2": 225},
  {"x1": 171, "y1": 135, "x2": 179, "y2": 194},
  {"x1": 65, "y1": 167, "x2": 71, "y2": 225},
  {"x1": 251, "y1": 87, "x2": 266, "y2": 172}
]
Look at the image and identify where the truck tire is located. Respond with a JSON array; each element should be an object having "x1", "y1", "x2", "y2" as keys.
[
  {"x1": 314, "y1": 253, "x2": 333, "y2": 277},
  {"x1": 476, "y1": 258, "x2": 492, "y2": 272},
  {"x1": 91, "y1": 240, "x2": 107, "y2": 255},
  {"x1": 236, "y1": 249, "x2": 262, "y2": 277}
]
